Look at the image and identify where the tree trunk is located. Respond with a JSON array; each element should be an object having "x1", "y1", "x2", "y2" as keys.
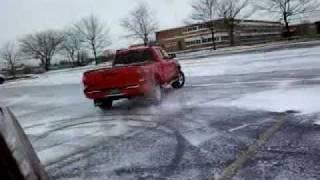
[
  {"x1": 92, "y1": 44, "x2": 98, "y2": 65},
  {"x1": 229, "y1": 21, "x2": 235, "y2": 46},
  {"x1": 77, "y1": 50, "x2": 81, "y2": 66},
  {"x1": 283, "y1": 12, "x2": 290, "y2": 37},
  {"x1": 144, "y1": 34, "x2": 148, "y2": 46},
  {"x1": 211, "y1": 29, "x2": 217, "y2": 50},
  {"x1": 70, "y1": 50, "x2": 75, "y2": 67},
  {"x1": 40, "y1": 58, "x2": 47, "y2": 71},
  {"x1": 40, "y1": 58, "x2": 45, "y2": 70},
  {"x1": 44, "y1": 58, "x2": 50, "y2": 71},
  {"x1": 93, "y1": 50, "x2": 97, "y2": 65},
  {"x1": 10, "y1": 63, "x2": 16, "y2": 77}
]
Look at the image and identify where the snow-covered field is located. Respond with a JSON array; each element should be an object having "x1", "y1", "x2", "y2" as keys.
[
  {"x1": 183, "y1": 47, "x2": 320, "y2": 121},
  {"x1": 5, "y1": 46, "x2": 320, "y2": 85},
  {"x1": 1, "y1": 46, "x2": 320, "y2": 179},
  {"x1": 2, "y1": 46, "x2": 320, "y2": 130},
  {"x1": 176, "y1": 40, "x2": 320, "y2": 60},
  {"x1": 182, "y1": 46, "x2": 320, "y2": 77}
]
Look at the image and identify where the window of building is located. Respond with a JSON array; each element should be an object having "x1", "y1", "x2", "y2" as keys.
[
  {"x1": 199, "y1": 24, "x2": 207, "y2": 29},
  {"x1": 200, "y1": 36, "x2": 222, "y2": 44},
  {"x1": 185, "y1": 39, "x2": 202, "y2": 46},
  {"x1": 185, "y1": 34, "x2": 223, "y2": 47},
  {"x1": 202, "y1": 38, "x2": 208, "y2": 43},
  {"x1": 215, "y1": 36, "x2": 221, "y2": 42},
  {"x1": 165, "y1": 42, "x2": 177, "y2": 48},
  {"x1": 186, "y1": 26, "x2": 198, "y2": 32}
]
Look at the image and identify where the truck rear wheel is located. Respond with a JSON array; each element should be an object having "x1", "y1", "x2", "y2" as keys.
[
  {"x1": 94, "y1": 99, "x2": 113, "y2": 109},
  {"x1": 172, "y1": 71, "x2": 185, "y2": 89}
]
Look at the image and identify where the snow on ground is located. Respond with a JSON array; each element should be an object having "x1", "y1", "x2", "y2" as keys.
[
  {"x1": 2, "y1": 46, "x2": 320, "y2": 123},
  {"x1": 3, "y1": 63, "x2": 111, "y2": 88},
  {"x1": 176, "y1": 40, "x2": 320, "y2": 60},
  {"x1": 3, "y1": 69, "x2": 85, "y2": 87},
  {"x1": 180, "y1": 46, "x2": 320, "y2": 124},
  {"x1": 1, "y1": 45, "x2": 320, "y2": 174},
  {"x1": 207, "y1": 86, "x2": 320, "y2": 115},
  {"x1": 36, "y1": 118, "x2": 142, "y2": 165},
  {"x1": 182, "y1": 46, "x2": 320, "y2": 77},
  {"x1": 182, "y1": 46, "x2": 320, "y2": 124},
  {"x1": 2, "y1": 46, "x2": 320, "y2": 88},
  {"x1": 2, "y1": 47, "x2": 320, "y2": 116}
]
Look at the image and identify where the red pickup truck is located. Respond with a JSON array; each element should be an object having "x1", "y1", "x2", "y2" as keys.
[{"x1": 82, "y1": 46, "x2": 185, "y2": 109}]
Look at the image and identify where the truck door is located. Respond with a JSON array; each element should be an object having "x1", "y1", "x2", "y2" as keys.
[
  {"x1": 159, "y1": 48, "x2": 177, "y2": 81},
  {"x1": 155, "y1": 48, "x2": 177, "y2": 83},
  {"x1": 154, "y1": 48, "x2": 170, "y2": 82}
]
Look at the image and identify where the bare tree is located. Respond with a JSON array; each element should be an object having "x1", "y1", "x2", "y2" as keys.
[
  {"x1": 191, "y1": 0, "x2": 218, "y2": 50},
  {"x1": 19, "y1": 30, "x2": 64, "y2": 71},
  {"x1": 75, "y1": 15, "x2": 111, "y2": 65},
  {"x1": 121, "y1": 4, "x2": 158, "y2": 46},
  {"x1": 256, "y1": 0, "x2": 320, "y2": 35},
  {"x1": 217, "y1": 0, "x2": 252, "y2": 46},
  {"x1": 0, "y1": 42, "x2": 20, "y2": 77},
  {"x1": 62, "y1": 28, "x2": 84, "y2": 66}
]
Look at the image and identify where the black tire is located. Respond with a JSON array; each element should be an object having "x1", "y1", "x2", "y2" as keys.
[
  {"x1": 172, "y1": 71, "x2": 185, "y2": 89},
  {"x1": 0, "y1": 78, "x2": 4, "y2": 84},
  {"x1": 94, "y1": 99, "x2": 113, "y2": 109}
]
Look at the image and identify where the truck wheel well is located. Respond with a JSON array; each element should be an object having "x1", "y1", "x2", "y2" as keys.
[{"x1": 177, "y1": 65, "x2": 181, "y2": 71}]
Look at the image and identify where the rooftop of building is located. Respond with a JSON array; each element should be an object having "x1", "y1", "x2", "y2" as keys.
[{"x1": 156, "y1": 18, "x2": 282, "y2": 33}]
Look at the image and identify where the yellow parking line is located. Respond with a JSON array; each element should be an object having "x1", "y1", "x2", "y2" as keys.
[{"x1": 216, "y1": 114, "x2": 288, "y2": 180}]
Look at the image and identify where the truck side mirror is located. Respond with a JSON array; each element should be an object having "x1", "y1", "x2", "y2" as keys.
[{"x1": 168, "y1": 53, "x2": 176, "y2": 59}]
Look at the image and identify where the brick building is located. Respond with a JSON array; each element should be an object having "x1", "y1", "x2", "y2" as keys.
[
  {"x1": 290, "y1": 21, "x2": 320, "y2": 36},
  {"x1": 156, "y1": 19, "x2": 282, "y2": 52}
]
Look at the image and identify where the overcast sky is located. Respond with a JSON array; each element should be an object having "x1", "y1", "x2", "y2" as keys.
[
  {"x1": 0, "y1": 0, "x2": 318, "y2": 50},
  {"x1": 0, "y1": 0, "x2": 195, "y2": 50}
]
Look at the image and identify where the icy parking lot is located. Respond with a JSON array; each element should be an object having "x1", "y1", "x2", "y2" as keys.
[{"x1": 1, "y1": 46, "x2": 320, "y2": 179}]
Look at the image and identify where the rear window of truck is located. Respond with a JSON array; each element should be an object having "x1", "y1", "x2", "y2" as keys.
[{"x1": 114, "y1": 49, "x2": 154, "y2": 66}]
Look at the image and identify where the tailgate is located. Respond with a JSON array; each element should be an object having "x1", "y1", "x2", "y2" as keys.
[{"x1": 83, "y1": 66, "x2": 143, "y2": 90}]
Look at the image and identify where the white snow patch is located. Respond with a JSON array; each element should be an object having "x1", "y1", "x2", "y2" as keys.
[
  {"x1": 26, "y1": 124, "x2": 51, "y2": 135},
  {"x1": 209, "y1": 86, "x2": 320, "y2": 114},
  {"x1": 187, "y1": 79, "x2": 298, "y2": 88},
  {"x1": 2, "y1": 94, "x2": 81, "y2": 107},
  {"x1": 2, "y1": 47, "x2": 320, "y2": 88},
  {"x1": 38, "y1": 144, "x2": 81, "y2": 166},
  {"x1": 2, "y1": 64, "x2": 111, "y2": 88},
  {"x1": 37, "y1": 120, "x2": 133, "y2": 165},
  {"x1": 228, "y1": 124, "x2": 250, "y2": 132},
  {"x1": 314, "y1": 116, "x2": 320, "y2": 126},
  {"x1": 181, "y1": 46, "x2": 320, "y2": 77},
  {"x1": 184, "y1": 131, "x2": 220, "y2": 146}
]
